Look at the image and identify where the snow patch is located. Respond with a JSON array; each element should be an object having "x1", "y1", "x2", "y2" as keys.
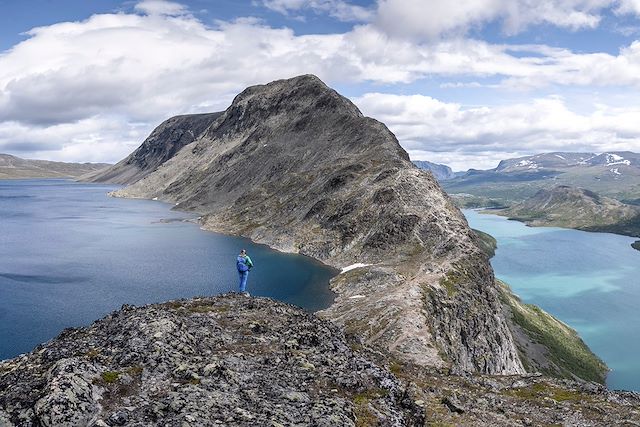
[
  {"x1": 348, "y1": 295, "x2": 366, "y2": 299},
  {"x1": 554, "y1": 154, "x2": 566, "y2": 160},
  {"x1": 341, "y1": 263, "x2": 371, "y2": 273},
  {"x1": 611, "y1": 168, "x2": 622, "y2": 175},
  {"x1": 606, "y1": 154, "x2": 630, "y2": 166},
  {"x1": 516, "y1": 160, "x2": 538, "y2": 169}
]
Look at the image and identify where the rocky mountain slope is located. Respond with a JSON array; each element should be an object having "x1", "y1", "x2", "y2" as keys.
[
  {"x1": 412, "y1": 160, "x2": 455, "y2": 181},
  {"x1": 82, "y1": 112, "x2": 222, "y2": 184},
  {"x1": 0, "y1": 154, "x2": 110, "y2": 180},
  {"x1": 84, "y1": 75, "x2": 610, "y2": 383},
  {"x1": 1, "y1": 295, "x2": 637, "y2": 427},
  {"x1": 443, "y1": 151, "x2": 640, "y2": 207},
  {"x1": 98, "y1": 74, "x2": 529, "y2": 376}
]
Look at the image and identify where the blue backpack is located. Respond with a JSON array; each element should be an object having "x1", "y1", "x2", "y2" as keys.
[{"x1": 237, "y1": 256, "x2": 249, "y2": 272}]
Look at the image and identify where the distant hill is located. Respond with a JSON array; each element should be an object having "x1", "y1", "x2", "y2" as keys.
[
  {"x1": 443, "y1": 151, "x2": 640, "y2": 206},
  {"x1": 494, "y1": 185, "x2": 640, "y2": 250},
  {"x1": 0, "y1": 154, "x2": 110, "y2": 180},
  {"x1": 412, "y1": 160, "x2": 455, "y2": 180}
]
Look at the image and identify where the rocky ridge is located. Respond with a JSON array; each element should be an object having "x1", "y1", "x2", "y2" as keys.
[
  {"x1": 101, "y1": 74, "x2": 527, "y2": 376},
  {"x1": 1, "y1": 296, "x2": 638, "y2": 427},
  {"x1": 0, "y1": 295, "x2": 423, "y2": 426}
]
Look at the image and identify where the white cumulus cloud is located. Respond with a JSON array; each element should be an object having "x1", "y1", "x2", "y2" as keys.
[
  {"x1": 260, "y1": 0, "x2": 374, "y2": 22},
  {"x1": 352, "y1": 92, "x2": 640, "y2": 170},
  {"x1": 1, "y1": 0, "x2": 640, "y2": 164},
  {"x1": 375, "y1": 0, "x2": 615, "y2": 39}
]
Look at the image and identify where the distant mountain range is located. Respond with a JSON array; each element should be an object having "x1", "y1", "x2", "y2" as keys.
[
  {"x1": 443, "y1": 151, "x2": 640, "y2": 206},
  {"x1": 412, "y1": 160, "x2": 456, "y2": 180},
  {"x1": 0, "y1": 154, "x2": 110, "y2": 180}
]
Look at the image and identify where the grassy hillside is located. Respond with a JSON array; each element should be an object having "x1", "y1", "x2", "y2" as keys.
[
  {"x1": 472, "y1": 228, "x2": 497, "y2": 258},
  {"x1": 498, "y1": 280, "x2": 608, "y2": 384}
]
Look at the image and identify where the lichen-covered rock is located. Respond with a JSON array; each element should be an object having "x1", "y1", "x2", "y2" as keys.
[{"x1": 0, "y1": 295, "x2": 423, "y2": 427}]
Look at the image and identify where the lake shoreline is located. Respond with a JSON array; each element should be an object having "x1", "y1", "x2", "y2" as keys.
[
  {"x1": 477, "y1": 207, "x2": 640, "y2": 252},
  {"x1": 464, "y1": 208, "x2": 640, "y2": 391},
  {"x1": 0, "y1": 179, "x2": 337, "y2": 361}
]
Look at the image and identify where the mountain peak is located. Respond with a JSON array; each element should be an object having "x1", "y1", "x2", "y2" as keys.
[
  {"x1": 223, "y1": 74, "x2": 363, "y2": 129},
  {"x1": 98, "y1": 76, "x2": 529, "y2": 376}
]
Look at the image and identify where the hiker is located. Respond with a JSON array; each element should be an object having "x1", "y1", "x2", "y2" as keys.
[{"x1": 236, "y1": 249, "x2": 254, "y2": 295}]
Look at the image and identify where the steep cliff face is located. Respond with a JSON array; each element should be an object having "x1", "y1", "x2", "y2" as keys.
[
  {"x1": 0, "y1": 295, "x2": 423, "y2": 426},
  {"x1": 83, "y1": 112, "x2": 222, "y2": 185},
  {"x1": 107, "y1": 75, "x2": 525, "y2": 376}
]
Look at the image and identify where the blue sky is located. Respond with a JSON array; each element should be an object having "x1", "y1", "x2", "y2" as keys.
[{"x1": 1, "y1": 0, "x2": 640, "y2": 169}]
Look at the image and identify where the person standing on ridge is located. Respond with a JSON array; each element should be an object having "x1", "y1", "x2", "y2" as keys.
[{"x1": 236, "y1": 249, "x2": 253, "y2": 295}]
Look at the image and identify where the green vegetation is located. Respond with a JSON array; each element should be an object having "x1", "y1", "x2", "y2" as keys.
[
  {"x1": 471, "y1": 229, "x2": 497, "y2": 258},
  {"x1": 497, "y1": 281, "x2": 607, "y2": 384},
  {"x1": 449, "y1": 194, "x2": 507, "y2": 209},
  {"x1": 352, "y1": 388, "x2": 390, "y2": 427},
  {"x1": 581, "y1": 213, "x2": 640, "y2": 238},
  {"x1": 126, "y1": 365, "x2": 144, "y2": 376},
  {"x1": 439, "y1": 273, "x2": 459, "y2": 297},
  {"x1": 506, "y1": 381, "x2": 586, "y2": 403},
  {"x1": 101, "y1": 371, "x2": 120, "y2": 384}
]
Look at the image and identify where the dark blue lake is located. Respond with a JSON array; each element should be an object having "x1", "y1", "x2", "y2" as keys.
[
  {"x1": 464, "y1": 209, "x2": 640, "y2": 391},
  {"x1": 0, "y1": 179, "x2": 336, "y2": 360}
]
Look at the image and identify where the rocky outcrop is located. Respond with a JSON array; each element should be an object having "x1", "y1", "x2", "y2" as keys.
[
  {"x1": 2, "y1": 296, "x2": 638, "y2": 427},
  {"x1": 0, "y1": 295, "x2": 423, "y2": 427},
  {"x1": 0, "y1": 154, "x2": 110, "y2": 180},
  {"x1": 82, "y1": 112, "x2": 222, "y2": 185},
  {"x1": 103, "y1": 75, "x2": 526, "y2": 377}
]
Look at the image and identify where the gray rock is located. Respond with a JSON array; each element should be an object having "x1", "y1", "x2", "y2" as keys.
[{"x1": 0, "y1": 295, "x2": 423, "y2": 426}]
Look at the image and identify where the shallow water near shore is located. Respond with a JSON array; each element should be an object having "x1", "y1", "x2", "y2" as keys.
[
  {"x1": 463, "y1": 209, "x2": 640, "y2": 391},
  {"x1": 0, "y1": 179, "x2": 337, "y2": 360}
]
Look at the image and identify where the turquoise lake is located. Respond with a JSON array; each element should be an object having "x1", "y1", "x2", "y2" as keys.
[
  {"x1": 464, "y1": 209, "x2": 640, "y2": 391},
  {"x1": 0, "y1": 180, "x2": 336, "y2": 361}
]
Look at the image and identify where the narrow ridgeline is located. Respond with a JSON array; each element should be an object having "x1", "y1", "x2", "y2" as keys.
[
  {"x1": 1, "y1": 296, "x2": 637, "y2": 426},
  {"x1": 99, "y1": 75, "x2": 526, "y2": 375},
  {"x1": 87, "y1": 75, "x2": 604, "y2": 380}
]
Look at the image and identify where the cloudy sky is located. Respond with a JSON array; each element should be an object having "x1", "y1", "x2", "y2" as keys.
[{"x1": 2, "y1": 0, "x2": 640, "y2": 170}]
